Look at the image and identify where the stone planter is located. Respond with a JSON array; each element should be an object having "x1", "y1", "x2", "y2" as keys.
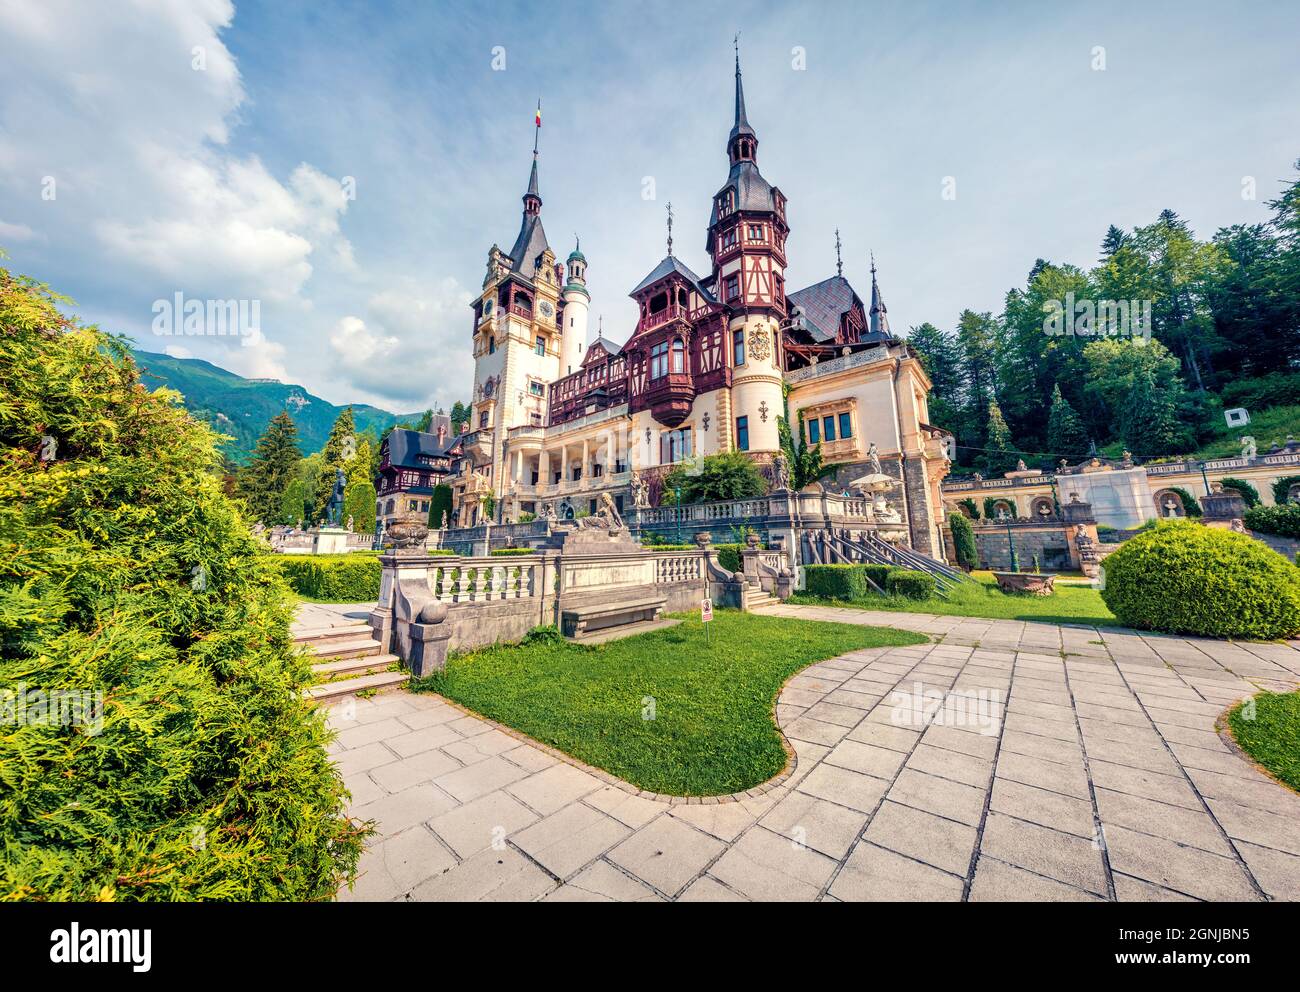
[{"x1": 992, "y1": 571, "x2": 1056, "y2": 596}]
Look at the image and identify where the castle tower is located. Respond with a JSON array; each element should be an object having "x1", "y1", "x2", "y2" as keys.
[
  {"x1": 560, "y1": 238, "x2": 590, "y2": 375},
  {"x1": 464, "y1": 112, "x2": 562, "y2": 520},
  {"x1": 707, "y1": 46, "x2": 789, "y2": 456}
]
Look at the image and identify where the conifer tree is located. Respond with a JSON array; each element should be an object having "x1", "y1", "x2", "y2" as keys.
[
  {"x1": 1046, "y1": 384, "x2": 1088, "y2": 460},
  {"x1": 981, "y1": 400, "x2": 1019, "y2": 475},
  {"x1": 238, "y1": 412, "x2": 301, "y2": 524}
]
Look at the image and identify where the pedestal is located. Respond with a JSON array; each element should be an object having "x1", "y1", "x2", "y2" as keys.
[{"x1": 312, "y1": 526, "x2": 349, "y2": 555}]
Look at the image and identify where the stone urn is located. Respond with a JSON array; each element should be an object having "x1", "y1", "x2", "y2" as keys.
[
  {"x1": 694, "y1": 531, "x2": 713, "y2": 549},
  {"x1": 387, "y1": 512, "x2": 430, "y2": 552},
  {"x1": 746, "y1": 532, "x2": 761, "y2": 548},
  {"x1": 992, "y1": 571, "x2": 1057, "y2": 596}
]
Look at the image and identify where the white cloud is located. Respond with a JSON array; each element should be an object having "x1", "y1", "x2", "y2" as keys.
[
  {"x1": 164, "y1": 344, "x2": 193, "y2": 359},
  {"x1": 0, "y1": 219, "x2": 35, "y2": 242}
]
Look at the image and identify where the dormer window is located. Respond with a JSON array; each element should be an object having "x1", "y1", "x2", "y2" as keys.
[
  {"x1": 721, "y1": 228, "x2": 738, "y2": 251},
  {"x1": 719, "y1": 189, "x2": 735, "y2": 216}
]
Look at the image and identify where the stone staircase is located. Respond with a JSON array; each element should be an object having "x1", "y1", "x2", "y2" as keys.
[
  {"x1": 744, "y1": 587, "x2": 777, "y2": 610},
  {"x1": 295, "y1": 618, "x2": 408, "y2": 705}
]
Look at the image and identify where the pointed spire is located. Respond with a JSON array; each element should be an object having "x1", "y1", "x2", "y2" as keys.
[
  {"x1": 523, "y1": 99, "x2": 542, "y2": 215},
  {"x1": 835, "y1": 229, "x2": 843, "y2": 278},
  {"x1": 666, "y1": 201, "x2": 674, "y2": 257},
  {"x1": 868, "y1": 252, "x2": 891, "y2": 337},
  {"x1": 728, "y1": 35, "x2": 757, "y2": 162}
]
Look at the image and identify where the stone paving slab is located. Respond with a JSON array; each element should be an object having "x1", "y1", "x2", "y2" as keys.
[{"x1": 320, "y1": 602, "x2": 1300, "y2": 902}]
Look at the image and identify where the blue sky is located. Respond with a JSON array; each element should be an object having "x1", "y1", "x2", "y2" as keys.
[{"x1": 2, "y1": 0, "x2": 1298, "y2": 412}]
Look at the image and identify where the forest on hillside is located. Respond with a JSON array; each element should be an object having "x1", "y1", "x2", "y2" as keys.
[{"x1": 906, "y1": 160, "x2": 1300, "y2": 476}]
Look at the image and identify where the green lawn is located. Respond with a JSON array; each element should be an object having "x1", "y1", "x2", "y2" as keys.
[
  {"x1": 791, "y1": 570, "x2": 1120, "y2": 627},
  {"x1": 1228, "y1": 691, "x2": 1300, "y2": 793},
  {"x1": 412, "y1": 611, "x2": 927, "y2": 796}
]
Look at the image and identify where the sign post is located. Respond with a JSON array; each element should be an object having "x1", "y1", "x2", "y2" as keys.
[{"x1": 701, "y1": 597, "x2": 713, "y2": 645}]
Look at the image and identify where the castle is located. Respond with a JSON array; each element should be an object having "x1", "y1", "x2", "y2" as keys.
[{"x1": 450, "y1": 52, "x2": 953, "y2": 557}]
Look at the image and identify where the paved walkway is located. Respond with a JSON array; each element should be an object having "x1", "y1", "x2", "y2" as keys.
[{"x1": 321, "y1": 603, "x2": 1300, "y2": 902}]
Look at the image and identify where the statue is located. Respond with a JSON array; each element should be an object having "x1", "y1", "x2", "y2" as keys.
[
  {"x1": 1074, "y1": 524, "x2": 1100, "y2": 577},
  {"x1": 576, "y1": 491, "x2": 625, "y2": 531},
  {"x1": 1121, "y1": 450, "x2": 1134, "y2": 468},
  {"x1": 1230, "y1": 518, "x2": 1248, "y2": 534},
  {"x1": 1163, "y1": 497, "x2": 1179, "y2": 518},
  {"x1": 629, "y1": 471, "x2": 649, "y2": 509},
  {"x1": 868, "y1": 442, "x2": 882, "y2": 475},
  {"x1": 1240, "y1": 435, "x2": 1257, "y2": 460},
  {"x1": 325, "y1": 467, "x2": 346, "y2": 527},
  {"x1": 346, "y1": 514, "x2": 354, "y2": 532},
  {"x1": 542, "y1": 501, "x2": 558, "y2": 523},
  {"x1": 1015, "y1": 458, "x2": 1027, "y2": 472},
  {"x1": 771, "y1": 453, "x2": 791, "y2": 492}
]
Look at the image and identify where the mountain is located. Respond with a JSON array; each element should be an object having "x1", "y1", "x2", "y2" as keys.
[{"x1": 129, "y1": 348, "x2": 422, "y2": 463}]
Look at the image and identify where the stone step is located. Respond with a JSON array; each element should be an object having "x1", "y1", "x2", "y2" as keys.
[
  {"x1": 304, "y1": 636, "x2": 383, "y2": 661},
  {"x1": 306, "y1": 670, "x2": 409, "y2": 705},
  {"x1": 311, "y1": 653, "x2": 401, "y2": 678},
  {"x1": 292, "y1": 622, "x2": 370, "y2": 645}
]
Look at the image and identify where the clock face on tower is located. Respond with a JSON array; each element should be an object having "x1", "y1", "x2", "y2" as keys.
[{"x1": 539, "y1": 301, "x2": 554, "y2": 318}]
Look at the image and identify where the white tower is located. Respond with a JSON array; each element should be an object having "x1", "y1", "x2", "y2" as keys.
[{"x1": 560, "y1": 239, "x2": 590, "y2": 376}]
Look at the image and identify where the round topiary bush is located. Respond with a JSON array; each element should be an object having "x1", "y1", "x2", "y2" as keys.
[{"x1": 1099, "y1": 521, "x2": 1300, "y2": 640}]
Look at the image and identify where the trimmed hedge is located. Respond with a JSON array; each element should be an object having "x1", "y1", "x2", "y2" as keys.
[
  {"x1": 490, "y1": 547, "x2": 537, "y2": 556},
  {"x1": 804, "y1": 564, "x2": 870, "y2": 600},
  {"x1": 716, "y1": 542, "x2": 762, "y2": 573},
  {"x1": 1244, "y1": 503, "x2": 1300, "y2": 538},
  {"x1": 276, "y1": 554, "x2": 381, "y2": 601},
  {"x1": 1099, "y1": 521, "x2": 1300, "y2": 640},
  {"x1": 886, "y1": 569, "x2": 936, "y2": 600},
  {"x1": 949, "y1": 512, "x2": 978, "y2": 570},
  {"x1": 804, "y1": 563, "x2": 935, "y2": 601}
]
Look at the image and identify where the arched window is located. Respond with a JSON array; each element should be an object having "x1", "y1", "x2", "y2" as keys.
[
  {"x1": 671, "y1": 338, "x2": 685, "y2": 374},
  {"x1": 488, "y1": 335, "x2": 496, "y2": 354}
]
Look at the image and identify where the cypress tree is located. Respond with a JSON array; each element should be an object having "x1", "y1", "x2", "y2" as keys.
[{"x1": 981, "y1": 400, "x2": 1018, "y2": 475}]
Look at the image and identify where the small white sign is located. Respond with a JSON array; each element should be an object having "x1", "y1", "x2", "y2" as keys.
[
  {"x1": 701, "y1": 598, "x2": 713, "y2": 623},
  {"x1": 1225, "y1": 407, "x2": 1251, "y2": 427}
]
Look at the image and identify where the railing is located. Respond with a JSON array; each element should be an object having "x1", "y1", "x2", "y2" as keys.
[
  {"x1": 509, "y1": 303, "x2": 532, "y2": 320},
  {"x1": 638, "y1": 304, "x2": 686, "y2": 331},
  {"x1": 429, "y1": 557, "x2": 544, "y2": 603},
  {"x1": 655, "y1": 553, "x2": 703, "y2": 583}
]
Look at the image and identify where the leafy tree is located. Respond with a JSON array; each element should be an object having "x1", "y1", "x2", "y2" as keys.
[
  {"x1": 1046, "y1": 384, "x2": 1088, "y2": 460},
  {"x1": 237, "y1": 411, "x2": 301, "y2": 524},
  {"x1": 664, "y1": 450, "x2": 767, "y2": 504},
  {"x1": 311, "y1": 406, "x2": 356, "y2": 520},
  {"x1": 0, "y1": 259, "x2": 365, "y2": 899},
  {"x1": 1119, "y1": 366, "x2": 1187, "y2": 456},
  {"x1": 450, "y1": 400, "x2": 471, "y2": 435},
  {"x1": 279, "y1": 477, "x2": 309, "y2": 526}
]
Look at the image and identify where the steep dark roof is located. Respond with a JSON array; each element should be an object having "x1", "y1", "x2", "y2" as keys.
[
  {"x1": 629, "y1": 255, "x2": 714, "y2": 299},
  {"x1": 384, "y1": 426, "x2": 460, "y2": 470},
  {"x1": 581, "y1": 337, "x2": 616, "y2": 367},
  {"x1": 787, "y1": 276, "x2": 858, "y2": 342},
  {"x1": 508, "y1": 213, "x2": 550, "y2": 274},
  {"x1": 709, "y1": 161, "x2": 776, "y2": 226}
]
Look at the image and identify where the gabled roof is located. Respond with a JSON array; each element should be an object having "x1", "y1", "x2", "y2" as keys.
[
  {"x1": 384, "y1": 426, "x2": 461, "y2": 469},
  {"x1": 629, "y1": 255, "x2": 713, "y2": 299},
  {"x1": 581, "y1": 337, "x2": 616, "y2": 367},
  {"x1": 787, "y1": 275, "x2": 860, "y2": 342}
]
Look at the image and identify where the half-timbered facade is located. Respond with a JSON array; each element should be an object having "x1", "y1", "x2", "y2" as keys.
[{"x1": 452, "y1": 52, "x2": 953, "y2": 555}]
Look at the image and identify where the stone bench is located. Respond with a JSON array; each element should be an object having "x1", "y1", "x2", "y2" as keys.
[{"x1": 561, "y1": 595, "x2": 667, "y2": 640}]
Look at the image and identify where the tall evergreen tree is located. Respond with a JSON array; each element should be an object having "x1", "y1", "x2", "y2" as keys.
[
  {"x1": 906, "y1": 322, "x2": 964, "y2": 440},
  {"x1": 1100, "y1": 224, "x2": 1127, "y2": 259},
  {"x1": 1120, "y1": 366, "x2": 1186, "y2": 456},
  {"x1": 1046, "y1": 384, "x2": 1088, "y2": 460},
  {"x1": 981, "y1": 400, "x2": 1018, "y2": 475},
  {"x1": 238, "y1": 412, "x2": 301, "y2": 524},
  {"x1": 312, "y1": 406, "x2": 356, "y2": 520}
]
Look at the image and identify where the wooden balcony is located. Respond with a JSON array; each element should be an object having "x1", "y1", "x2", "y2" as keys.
[
  {"x1": 638, "y1": 304, "x2": 686, "y2": 332},
  {"x1": 643, "y1": 372, "x2": 696, "y2": 428}
]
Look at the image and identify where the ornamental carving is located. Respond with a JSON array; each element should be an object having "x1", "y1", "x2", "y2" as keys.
[{"x1": 748, "y1": 326, "x2": 771, "y2": 362}]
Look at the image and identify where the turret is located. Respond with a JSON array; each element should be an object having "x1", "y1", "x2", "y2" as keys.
[{"x1": 561, "y1": 238, "x2": 590, "y2": 375}]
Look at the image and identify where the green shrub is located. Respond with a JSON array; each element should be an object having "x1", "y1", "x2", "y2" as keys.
[
  {"x1": 804, "y1": 564, "x2": 869, "y2": 600},
  {"x1": 522, "y1": 625, "x2": 563, "y2": 645},
  {"x1": 429, "y1": 483, "x2": 453, "y2": 528},
  {"x1": 276, "y1": 554, "x2": 381, "y2": 601},
  {"x1": 1244, "y1": 503, "x2": 1300, "y2": 538},
  {"x1": 1099, "y1": 521, "x2": 1300, "y2": 639},
  {"x1": 948, "y1": 512, "x2": 978, "y2": 570},
  {"x1": 716, "y1": 542, "x2": 759, "y2": 573},
  {"x1": 862, "y1": 564, "x2": 891, "y2": 590},
  {"x1": 957, "y1": 498, "x2": 980, "y2": 520},
  {"x1": 1272, "y1": 475, "x2": 1300, "y2": 505},
  {"x1": 1221, "y1": 372, "x2": 1300, "y2": 413},
  {"x1": 885, "y1": 569, "x2": 936, "y2": 600},
  {"x1": 1217, "y1": 477, "x2": 1260, "y2": 508},
  {"x1": 490, "y1": 547, "x2": 537, "y2": 556},
  {"x1": 0, "y1": 262, "x2": 364, "y2": 899}
]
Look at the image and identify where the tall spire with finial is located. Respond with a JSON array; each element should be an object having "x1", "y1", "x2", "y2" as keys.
[
  {"x1": 835, "y1": 229, "x2": 843, "y2": 278},
  {"x1": 524, "y1": 98, "x2": 542, "y2": 215},
  {"x1": 728, "y1": 32, "x2": 757, "y2": 163},
  {"x1": 666, "y1": 201, "x2": 674, "y2": 257},
  {"x1": 868, "y1": 251, "x2": 891, "y2": 338}
]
